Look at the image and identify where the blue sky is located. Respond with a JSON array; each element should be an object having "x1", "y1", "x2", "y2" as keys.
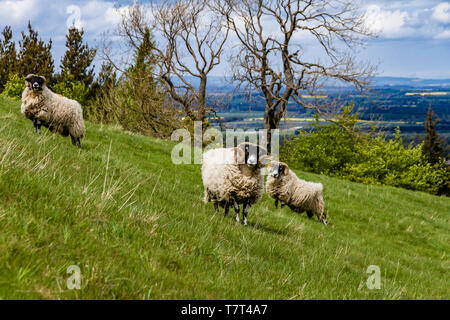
[{"x1": 0, "y1": 0, "x2": 450, "y2": 78}]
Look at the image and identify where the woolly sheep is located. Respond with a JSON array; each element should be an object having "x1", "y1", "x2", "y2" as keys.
[
  {"x1": 202, "y1": 142, "x2": 270, "y2": 225},
  {"x1": 21, "y1": 74, "x2": 85, "y2": 148},
  {"x1": 266, "y1": 161, "x2": 328, "y2": 225}
]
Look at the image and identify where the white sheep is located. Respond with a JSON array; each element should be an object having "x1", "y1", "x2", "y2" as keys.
[
  {"x1": 21, "y1": 74, "x2": 85, "y2": 148},
  {"x1": 202, "y1": 142, "x2": 270, "y2": 225},
  {"x1": 266, "y1": 161, "x2": 328, "y2": 225}
]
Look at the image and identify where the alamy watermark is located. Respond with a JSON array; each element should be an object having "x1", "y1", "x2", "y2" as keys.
[
  {"x1": 366, "y1": 265, "x2": 381, "y2": 290},
  {"x1": 170, "y1": 121, "x2": 280, "y2": 165},
  {"x1": 66, "y1": 5, "x2": 83, "y2": 29},
  {"x1": 67, "y1": 265, "x2": 81, "y2": 290}
]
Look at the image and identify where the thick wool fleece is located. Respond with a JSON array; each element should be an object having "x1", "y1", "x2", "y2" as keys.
[
  {"x1": 266, "y1": 165, "x2": 325, "y2": 219},
  {"x1": 21, "y1": 86, "x2": 85, "y2": 139},
  {"x1": 202, "y1": 148, "x2": 265, "y2": 206}
]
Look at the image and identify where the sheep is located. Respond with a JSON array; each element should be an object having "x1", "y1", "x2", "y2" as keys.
[
  {"x1": 266, "y1": 161, "x2": 328, "y2": 225},
  {"x1": 21, "y1": 74, "x2": 85, "y2": 148},
  {"x1": 202, "y1": 142, "x2": 270, "y2": 225}
]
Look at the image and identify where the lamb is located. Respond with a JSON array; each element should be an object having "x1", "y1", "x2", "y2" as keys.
[
  {"x1": 202, "y1": 142, "x2": 270, "y2": 225},
  {"x1": 266, "y1": 161, "x2": 328, "y2": 225},
  {"x1": 21, "y1": 74, "x2": 85, "y2": 148}
]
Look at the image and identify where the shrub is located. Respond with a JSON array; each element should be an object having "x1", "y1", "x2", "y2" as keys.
[
  {"x1": 93, "y1": 28, "x2": 182, "y2": 138},
  {"x1": 281, "y1": 104, "x2": 360, "y2": 175},
  {"x1": 0, "y1": 74, "x2": 25, "y2": 100},
  {"x1": 281, "y1": 105, "x2": 448, "y2": 195},
  {"x1": 52, "y1": 71, "x2": 89, "y2": 107}
]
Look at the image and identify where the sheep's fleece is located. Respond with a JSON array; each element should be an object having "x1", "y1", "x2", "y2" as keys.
[
  {"x1": 202, "y1": 147, "x2": 265, "y2": 206},
  {"x1": 21, "y1": 75, "x2": 85, "y2": 141},
  {"x1": 266, "y1": 161, "x2": 327, "y2": 224}
]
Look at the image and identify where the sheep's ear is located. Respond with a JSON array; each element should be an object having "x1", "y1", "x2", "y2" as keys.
[
  {"x1": 258, "y1": 155, "x2": 272, "y2": 167},
  {"x1": 234, "y1": 147, "x2": 245, "y2": 164},
  {"x1": 40, "y1": 76, "x2": 47, "y2": 83},
  {"x1": 258, "y1": 145, "x2": 268, "y2": 156},
  {"x1": 25, "y1": 74, "x2": 33, "y2": 82},
  {"x1": 280, "y1": 162, "x2": 289, "y2": 175}
]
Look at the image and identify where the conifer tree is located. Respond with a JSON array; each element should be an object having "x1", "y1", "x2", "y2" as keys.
[
  {"x1": 60, "y1": 27, "x2": 97, "y2": 87},
  {"x1": 423, "y1": 105, "x2": 447, "y2": 165},
  {"x1": 16, "y1": 21, "x2": 54, "y2": 80},
  {"x1": 0, "y1": 26, "x2": 17, "y2": 90}
]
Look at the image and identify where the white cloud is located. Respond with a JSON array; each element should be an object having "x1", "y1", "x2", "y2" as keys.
[
  {"x1": 78, "y1": 1, "x2": 124, "y2": 32},
  {"x1": 365, "y1": 5, "x2": 414, "y2": 38},
  {"x1": 432, "y1": 2, "x2": 450, "y2": 23},
  {"x1": 0, "y1": 0, "x2": 39, "y2": 24},
  {"x1": 364, "y1": 2, "x2": 450, "y2": 39},
  {"x1": 435, "y1": 29, "x2": 450, "y2": 38}
]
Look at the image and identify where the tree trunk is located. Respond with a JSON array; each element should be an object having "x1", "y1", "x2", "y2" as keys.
[{"x1": 264, "y1": 106, "x2": 279, "y2": 153}]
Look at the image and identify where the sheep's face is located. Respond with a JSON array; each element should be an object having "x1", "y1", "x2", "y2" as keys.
[
  {"x1": 25, "y1": 74, "x2": 46, "y2": 92},
  {"x1": 268, "y1": 162, "x2": 289, "y2": 178},
  {"x1": 235, "y1": 142, "x2": 270, "y2": 168}
]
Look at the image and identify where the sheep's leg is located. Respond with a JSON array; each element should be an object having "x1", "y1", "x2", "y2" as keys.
[
  {"x1": 275, "y1": 199, "x2": 278, "y2": 208},
  {"x1": 224, "y1": 202, "x2": 230, "y2": 217},
  {"x1": 76, "y1": 138, "x2": 82, "y2": 149},
  {"x1": 242, "y1": 201, "x2": 249, "y2": 226},
  {"x1": 281, "y1": 202, "x2": 286, "y2": 209},
  {"x1": 33, "y1": 119, "x2": 38, "y2": 133},
  {"x1": 319, "y1": 212, "x2": 328, "y2": 225},
  {"x1": 234, "y1": 201, "x2": 240, "y2": 222},
  {"x1": 37, "y1": 122, "x2": 42, "y2": 135},
  {"x1": 307, "y1": 210, "x2": 314, "y2": 218},
  {"x1": 213, "y1": 202, "x2": 219, "y2": 215},
  {"x1": 71, "y1": 136, "x2": 77, "y2": 146}
]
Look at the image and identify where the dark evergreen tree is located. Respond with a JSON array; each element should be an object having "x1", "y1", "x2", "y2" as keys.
[
  {"x1": 60, "y1": 27, "x2": 97, "y2": 87},
  {"x1": 16, "y1": 21, "x2": 54, "y2": 80},
  {"x1": 0, "y1": 26, "x2": 17, "y2": 90},
  {"x1": 423, "y1": 105, "x2": 447, "y2": 165}
]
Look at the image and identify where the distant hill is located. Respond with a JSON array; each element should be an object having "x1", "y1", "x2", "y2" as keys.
[
  {"x1": 174, "y1": 76, "x2": 450, "y2": 93},
  {"x1": 371, "y1": 77, "x2": 450, "y2": 88},
  {"x1": 184, "y1": 76, "x2": 450, "y2": 91}
]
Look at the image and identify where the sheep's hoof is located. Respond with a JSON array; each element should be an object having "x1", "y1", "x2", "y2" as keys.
[
  {"x1": 235, "y1": 215, "x2": 240, "y2": 223},
  {"x1": 242, "y1": 219, "x2": 248, "y2": 226}
]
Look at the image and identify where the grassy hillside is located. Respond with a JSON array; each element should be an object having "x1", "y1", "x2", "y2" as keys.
[{"x1": 0, "y1": 96, "x2": 448, "y2": 300}]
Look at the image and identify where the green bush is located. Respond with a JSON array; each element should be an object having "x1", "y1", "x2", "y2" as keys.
[
  {"x1": 281, "y1": 104, "x2": 448, "y2": 195},
  {"x1": 52, "y1": 71, "x2": 89, "y2": 107},
  {"x1": 282, "y1": 106, "x2": 360, "y2": 175},
  {"x1": 0, "y1": 74, "x2": 25, "y2": 100}
]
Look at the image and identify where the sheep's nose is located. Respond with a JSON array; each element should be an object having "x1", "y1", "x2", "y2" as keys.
[
  {"x1": 247, "y1": 155, "x2": 257, "y2": 165},
  {"x1": 33, "y1": 83, "x2": 39, "y2": 89}
]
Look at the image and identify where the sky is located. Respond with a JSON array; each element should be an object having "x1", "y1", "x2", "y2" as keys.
[{"x1": 0, "y1": 0, "x2": 449, "y2": 79}]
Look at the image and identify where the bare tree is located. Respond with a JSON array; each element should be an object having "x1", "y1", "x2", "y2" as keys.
[
  {"x1": 118, "y1": 0, "x2": 229, "y2": 126},
  {"x1": 213, "y1": 0, "x2": 377, "y2": 147}
]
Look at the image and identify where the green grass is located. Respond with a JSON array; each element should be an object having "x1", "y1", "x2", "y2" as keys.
[{"x1": 0, "y1": 96, "x2": 449, "y2": 300}]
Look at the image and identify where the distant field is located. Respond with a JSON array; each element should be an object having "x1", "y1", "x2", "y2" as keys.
[
  {"x1": 405, "y1": 92, "x2": 449, "y2": 96},
  {"x1": 211, "y1": 112, "x2": 411, "y2": 132},
  {"x1": 0, "y1": 96, "x2": 449, "y2": 299}
]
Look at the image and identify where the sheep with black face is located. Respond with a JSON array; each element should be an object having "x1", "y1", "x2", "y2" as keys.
[
  {"x1": 266, "y1": 161, "x2": 328, "y2": 225},
  {"x1": 20, "y1": 75, "x2": 48, "y2": 134},
  {"x1": 202, "y1": 142, "x2": 270, "y2": 225},
  {"x1": 21, "y1": 74, "x2": 85, "y2": 148}
]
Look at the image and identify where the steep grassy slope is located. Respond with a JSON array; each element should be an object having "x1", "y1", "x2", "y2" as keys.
[{"x1": 0, "y1": 96, "x2": 448, "y2": 299}]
